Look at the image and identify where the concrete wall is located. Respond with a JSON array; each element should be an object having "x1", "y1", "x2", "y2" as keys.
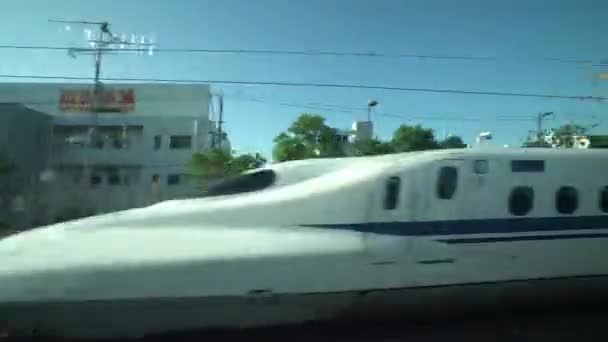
[
  {"x1": 0, "y1": 82, "x2": 223, "y2": 227},
  {"x1": 0, "y1": 104, "x2": 53, "y2": 228},
  {"x1": 45, "y1": 115, "x2": 214, "y2": 221}
]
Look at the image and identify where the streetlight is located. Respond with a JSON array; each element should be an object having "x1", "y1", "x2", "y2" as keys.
[{"x1": 367, "y1": 99, "x2": 378, "y2": 122}]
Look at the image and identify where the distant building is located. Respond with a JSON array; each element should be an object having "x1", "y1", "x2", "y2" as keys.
[
  {"x1": 0, "y1": 82, "x2": 228, "y2": 228},
  {"x1": 333, "y1": 121, "x2": 374, "y2": 156}
]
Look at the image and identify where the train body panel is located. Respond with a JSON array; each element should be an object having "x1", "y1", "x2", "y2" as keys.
[{"x1": 2, "y1": 148, "x2": 608, "y2": 337}]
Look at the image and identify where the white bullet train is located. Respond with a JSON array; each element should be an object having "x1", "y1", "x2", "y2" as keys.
[{"x1": 2, "y1": 148, "x2": 608, "y2": 338}]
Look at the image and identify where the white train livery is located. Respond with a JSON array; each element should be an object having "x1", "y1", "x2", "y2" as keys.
[{"x1": 1, "y1": 148, "x2": 608, "y2": 338}]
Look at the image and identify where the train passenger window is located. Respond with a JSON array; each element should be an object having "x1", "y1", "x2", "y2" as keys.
[
  {"x1": 511, "y1": 160, "x2": 545, "y2": 173},
  {"x1": 437, "y1": 166, "x2": 458, "y2": 199},
  {"x1": 384, "y1": 177, "x2": 401, "y2": 210},
  {"x1": 509, "y1": 186, "x2": 534, "y2": 216},
  {"x1": 601, "y1": 187, "x2": 608, "y2": 213},
  {"x1": 473, "y1": 160, "x2": 489, "y2": 174},
  {"x1": 556, "y1": 186, "x2": 578, "y2": 214}
]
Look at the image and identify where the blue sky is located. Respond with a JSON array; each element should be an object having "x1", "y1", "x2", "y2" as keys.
[{"x1": 2, "y1": 0, "x2": 608, "y2": 158}]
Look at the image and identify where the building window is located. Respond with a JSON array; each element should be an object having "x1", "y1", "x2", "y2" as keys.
[
  {"x1": 600, "y1": 187, "x2": 608, "y2": 213},
  {"x1": 556, "y1": 186, "x2": 578, "y2": 214},
  {"x1": 113, "y1": 138, "x2": 127, "y2": 149},
  {"x1": 437, "y1": 166, "x2": 458, "y2": 199},
  {"x1": 509, "y1": 186, "x2": 534, "y2": 216},
  {"x1": 154, "y1": 135, "x2": 162, "y2": 150},
  {"x1": 93, "y1": 139, "x2": 104, "y2": 149},
  {"x1": 169, "y1": 135, "x2": 192, "y2": 149},
  {"x1": 152, "y1": 174, "x2": 160, "y2": 184},
  {"x1": 384, "y1": 177, "x2": 400, "y2": 210},
  {"x1": 473, "y1": 160, "x2": 489, "y2": 174},
  {"x1": 511, "y1": 160, "x2": 544, "y2": 173},
  {"x1": 108, "y1": 174, "x2": 121, "y2": 185},
  {"x1": 167, "y1": 174, "x2": 181, "y2": 186},
  {"x1": 90, "y1": 174, "x2": 102, "y2": 186}
]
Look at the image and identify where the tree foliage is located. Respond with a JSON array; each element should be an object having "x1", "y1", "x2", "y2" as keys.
[
  {"x1": 552, "y1": 123, "x2": 587, "y2": 148},
  {"x1": 439, "y1": 135, "x2": 467, "y2": 149},
  {"x1": 392, "y1": 124, "x2": 440, "y2": 152},
  {"x1": 522, "y1": 123, "x2": 588, "y2": 148},
  {"x1": 352, "y1": 138, "x2": 395, "y2": 156},
  {"x1": 272, "y1": 113, "x2": 344, "y2": 162},
  {"x1": 272, "y1": 114, "x2": 467, "y2": 162},
  {"x1": 522, "y1": 140, "x2": 552, "y2": 148},
  {"x1": 189, "y1": 149, "x2": 266, "y2": 183}
]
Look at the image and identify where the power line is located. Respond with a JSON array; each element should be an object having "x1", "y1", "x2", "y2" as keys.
[
  {"x1": 0, "y1": 74, "x2": 605, "y2": 101},
  {"x1": 10, "y1": 95, "x2": 540, "y2": 124},
  {"x1": 225, "y1": 95, "x2": 542, "y2": 123},
  {"x1": 1, "y1": 44, "x2": 607, "y2": 67}
]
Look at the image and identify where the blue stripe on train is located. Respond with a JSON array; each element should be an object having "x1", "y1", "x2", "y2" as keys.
[
  {"x1": 438, "y1": 233, "x2": 608, "y2": 244},
  {"x1": 300, "y1": 215, "x2": 608, "y2": 243}
]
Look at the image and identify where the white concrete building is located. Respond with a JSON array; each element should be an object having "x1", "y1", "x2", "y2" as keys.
[
  {"x1": 333, "y1": 121, "x2": 374, "y2": 156},
  {"x1": 0, "y1": 82, "x2": 226, "y2": 226}
]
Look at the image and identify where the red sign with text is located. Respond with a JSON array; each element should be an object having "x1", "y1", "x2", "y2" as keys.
[{"x1": 59, "y1": 89, "x2": 135, "y2": 112}]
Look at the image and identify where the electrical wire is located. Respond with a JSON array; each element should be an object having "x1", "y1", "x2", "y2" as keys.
[
  {"x1": 224, "y1": 94, "x2": 540, "y2": 122},
  {"x1": 0, "y1": 74, "x2": 604, "y2": 101},
  {"x1": 1, "y1": 44, "x2": 607, "y2": 67},
  {"x1": 11, "y1": 94, "x2": 540, "y2": 125}
]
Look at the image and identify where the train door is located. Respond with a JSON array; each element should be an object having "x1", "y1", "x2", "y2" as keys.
[{"x1": 409, "y1": 158, "x2": 466, "y2": 273}]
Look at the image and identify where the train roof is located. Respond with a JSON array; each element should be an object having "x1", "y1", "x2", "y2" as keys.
[
  {"x1": 361, "y1": 147, "x2": 608, "y2": 163},
  {"x1": 268, "y1": 148, "x2": 608, "y2": 170}
]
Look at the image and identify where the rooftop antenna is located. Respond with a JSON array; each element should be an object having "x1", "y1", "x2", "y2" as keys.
[
  {"x1": 49, "y1": 19, "x2": 156, "y2": 182},
  {"x1": 49, "y1": 19, "x2": 156, "y2": 113}
]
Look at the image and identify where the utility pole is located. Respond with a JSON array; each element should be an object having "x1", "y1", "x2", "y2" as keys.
[
  {"x1": 536, "y1": 111, "x2": 554, "y2": 143},
  {"x1": 217, "y1": 93, "x2": 224, "y2": 149},
  {"x1": 208, "y1": 92, "x2": 225, "y2": 149}
]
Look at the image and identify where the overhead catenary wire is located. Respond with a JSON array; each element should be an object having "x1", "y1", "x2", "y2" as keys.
[
  {"x1": 12, "y1": 95, "x2": 539, "y2": 124},
  {"x1": 0, "y1": 74, "x2": 605, "y2": 101},
  {"x1": 0, "y1": 44, "x2": 607, "y2": 67},
  {"x1": 224, "y1": 94, "x2": 542, "y2": 123}
]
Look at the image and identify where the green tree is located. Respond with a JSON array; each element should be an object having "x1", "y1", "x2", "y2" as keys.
[
  {"x1": 352, "y1": 138, "x2": 395, "y2": 156},
  {"x1": 230, "y1": 152, "x2": 267, "y2": 174},
  {"x1": 551, "y1": 123, "x2": 587, "y2": 148},
  {"x1": 189, "y1": 149, "x2": 267, "y2": 188},
  {"x1": 189, "y1": 149, "x2": 233, "y2": 179},
  {"x1": 272, "y1": 133, "x2": 313, "y2": 162},
  {"x1": 439, "y1": 135, "x2": 467, "y2": 149},
  {"x1": 392, "y1": 124, "x2": 440, "y2": 152},
  {"x1": 522, "y1": 140, "x2": 552, "y2": 148},
  {"x1": 272, "y1": 113, "x2": 344, "y2": 162}
]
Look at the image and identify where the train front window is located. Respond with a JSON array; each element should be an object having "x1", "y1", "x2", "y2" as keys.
[{"x1": 205, "y1": 169, "x2": 276, "y2": 197}]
